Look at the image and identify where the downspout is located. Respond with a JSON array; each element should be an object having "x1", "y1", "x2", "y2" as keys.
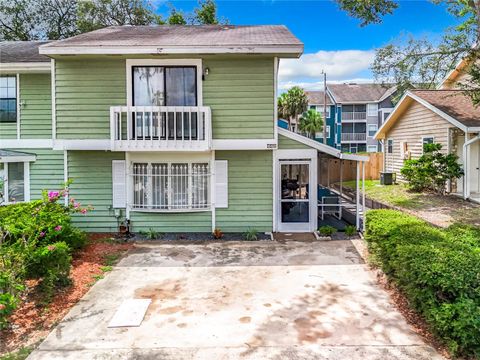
[{"x1": 463, "y1": 133, "x2": 480, "y2": 200}]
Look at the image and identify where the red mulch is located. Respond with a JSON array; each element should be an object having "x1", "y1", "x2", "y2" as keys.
[{"x1": 0, "y1": 234, "x2": 134, "y2": 354}]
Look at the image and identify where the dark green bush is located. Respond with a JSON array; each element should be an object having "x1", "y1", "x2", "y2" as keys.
[
  {"x1": 318, "y1": 225, "x2": 337, "y2": 236},
  {"x1": 365, "y1": 209, "x2": 480, "y2": 357}
]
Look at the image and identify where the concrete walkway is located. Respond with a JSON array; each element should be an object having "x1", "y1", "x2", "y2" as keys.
[{"x1": 28, "y1": 239, "x2": 443, "y2": 360}]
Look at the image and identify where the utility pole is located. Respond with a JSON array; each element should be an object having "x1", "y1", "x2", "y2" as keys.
[{"x1": 322, "y1": 71, "x2": 327, "y2": 143}]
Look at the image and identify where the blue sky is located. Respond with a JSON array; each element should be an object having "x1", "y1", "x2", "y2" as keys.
[{"x1": 161, "y1": 1, "x2": 460, "y2": 89}]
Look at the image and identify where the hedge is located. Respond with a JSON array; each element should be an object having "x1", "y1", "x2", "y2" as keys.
[{"x1": 365, "y1": 210, "x2": 480, "y2": 357}]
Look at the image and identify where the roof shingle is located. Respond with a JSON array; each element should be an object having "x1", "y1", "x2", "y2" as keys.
[
  {"x1": 0, "y1": 41, "x2": 51, "y2": 63},
  {"x1": 305, "y1": 90, "x2": 334, "y2": 105},
  {"x1": 412, "y1": 90, "x2": 480, "y2": 128},
  {"x1": 41, "y1": 25, "x2": 302, "y2": 51},
  {"x1": 328, "y1": 83, "x2": 395, "y2": 103}
]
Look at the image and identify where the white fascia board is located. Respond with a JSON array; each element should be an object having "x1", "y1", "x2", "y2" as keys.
[
  {"x1": 378, "y1": 85, "x2": 398, "y2": 102},
  {"x1": 278, "y1": 127, "x2": 368, "y2": 161},
  {"x1": 53, "y1": 140, "x2": 111, "y2": 150},
  {"x1": 0, "y1": 139, "x2": 53, "y2": 148},
  {"x1": 0, "y1": 62, "x2": 51, "y2": 73},
  {"x1": 212, "y1": 139, "x2": 277, "y2": 150},
  {"x1": 0, "y1": 155, "x2": 36, "y2": 162},
  {"x1": 467, "y1": 127, "x2": 480, "y2": 133},
  {"x1": 39, "y1": 45, "x2": 304, "y2": 57}
]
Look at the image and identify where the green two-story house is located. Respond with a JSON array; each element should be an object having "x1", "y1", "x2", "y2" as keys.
[{"x1": 1, "y1": 25, "x2": 368, "y2": 234}]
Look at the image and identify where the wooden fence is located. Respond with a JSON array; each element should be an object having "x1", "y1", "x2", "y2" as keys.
[{"x1": 319, "y1": 152, "x2": 384, "y2": 186}]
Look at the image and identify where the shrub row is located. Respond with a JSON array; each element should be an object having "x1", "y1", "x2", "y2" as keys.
[
  {"x1": 0, "y1": 185, "x2": 89, "y2": 328},
  {"x1": 365, "y1": 210, "x2": 480, "y2": 357}
]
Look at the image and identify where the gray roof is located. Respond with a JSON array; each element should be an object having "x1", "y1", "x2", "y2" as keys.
[
  {"x1": 40, "y1": 25, "x2": 303, "y2": 53},
  {"x1": 0, "y1": 41, "x2": 51, "y2": 63},
  {"x1": 305, "y1": 90, "x2": 334, "y2": 105},
  {"x1": 328, "y1": 83, "x2": 395, "y2": 103}
]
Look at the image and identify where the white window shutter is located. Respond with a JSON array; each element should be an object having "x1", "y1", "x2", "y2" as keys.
[
  {"x1": 215, "y1": 160, "x2": 228, "y2": 208},
  {"x1": 112, "y1": 160, "x2": 126, "y2": 208}
]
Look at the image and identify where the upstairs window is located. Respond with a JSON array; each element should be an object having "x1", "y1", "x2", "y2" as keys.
[
  {"x1": 367, "y1": 124, "x2": 378, "y2": 137},
  {"x1": 0, "y1": 76, "x2": 17, "y2": 123},
  {"x1": 367, "y1": 103, "x2": 378, "y2": 117},
  {"x1": 132, "y1": 66, "x2": 197, "y2": 106}
]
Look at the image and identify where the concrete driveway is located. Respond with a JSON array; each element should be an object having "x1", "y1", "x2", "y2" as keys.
[{"x1": 28, "y1": 239, "x2": 443, "y2": 360}]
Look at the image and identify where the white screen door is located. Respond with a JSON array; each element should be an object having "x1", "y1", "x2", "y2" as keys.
[{"x1": 279, "y1": 160, "x2": 311, "y2": 232}]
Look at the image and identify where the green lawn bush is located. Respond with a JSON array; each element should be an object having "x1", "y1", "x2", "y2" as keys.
[
  {"x1": 0, "y1": 183, "x2": 91, "y2": 328},
  {"x1": 365, "y1": 210, "x2": 480, "y2": 357}
]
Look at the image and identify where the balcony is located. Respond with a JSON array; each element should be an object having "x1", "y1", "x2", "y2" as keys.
[
  {"x1": 342, "y1": 111, "x2": 367, "y2": 122},
  {"x1": 110, "y1": 106, "x2": 211, "y2": 151},
  {"x1": 341, "y1": 133, "x2": 367, "y2": 142}
]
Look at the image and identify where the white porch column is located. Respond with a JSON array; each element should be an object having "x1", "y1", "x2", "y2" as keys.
[
  {"x1": 356, "y1": 161, "x2": 360, "y2": 230},
  {"x1": 362, "y1": 161, "x2": 366, "y2": 232}
]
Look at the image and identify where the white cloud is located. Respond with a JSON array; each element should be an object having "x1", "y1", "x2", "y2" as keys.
[{"x1": 279, "y1": 50, "x2": 375, "y2": 85}]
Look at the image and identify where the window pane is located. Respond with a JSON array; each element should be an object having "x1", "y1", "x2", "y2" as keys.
[
  {"x1": 0, "y1": 163, "x2": 5, "y2": 204},
  {"x1": 342, "y1": 105, "x2": 353, "y2": 112},
  {"x1": 152, "y1": 163, "x2": 168, "y2": 209},
  {"x1": 133, "y1": 67, "x2": 165, "y2": 106},
  {"x1": 171, "y1": 163, "x2": 189, "y2": 208},
  {"x1": 133, "y1": 163, "x2": 148, "y2": 208},
  {"x1": 281, "y1": 164, "x2": 309, "y2": 200},
  {"x1": 281, "y1": 202, "x2": 309, "y2": 223},
  {"x1": 192, "y1": 163, "x2": 209, "y2": 209},
  {"x1": 166, "y1": 67, "x2": 196, "y2": 106},
  {"x1": 8, "y1": 162, "x2": 24, "y2": 202}
]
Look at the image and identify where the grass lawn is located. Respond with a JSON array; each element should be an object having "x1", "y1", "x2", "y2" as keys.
[{"x1": 341, "y1": 180, "x2": 480, "y2": 228}]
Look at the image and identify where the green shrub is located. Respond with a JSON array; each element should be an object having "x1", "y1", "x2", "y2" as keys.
[
  {"x1": 0, "y1": 292, "x2": 18, "y2": 329},
  {"x1": 318, "y1": 225, "x2": 336, "y2": 236},
  {"x1": 400, "y1": 143, "x2": 463, "y2": 194},
  {"x1": 243, "y1": 228, "x2": 258, "y2": 241},
  {"x1": 365, "y1": 209, "x2": 480, "y2": 357},
  {"x1": 28, "y1": 242, "x2": 72, "y2": 301},
  {"x1": 344, "y1": 225, "x2": 357, "y2": 237}
]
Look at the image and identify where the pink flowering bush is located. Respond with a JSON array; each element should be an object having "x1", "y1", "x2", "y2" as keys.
[{"x1": 0, "y1": 181, "x2": 92, "y2": 327}]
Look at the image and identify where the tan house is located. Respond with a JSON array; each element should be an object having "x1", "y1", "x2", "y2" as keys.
[{"x1": 375, "y1": 60, "x2": 480, "y2": 203}]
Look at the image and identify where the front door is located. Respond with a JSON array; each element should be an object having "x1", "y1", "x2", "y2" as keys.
[{"x1": 278, "y1": 161, "x2": 312, "y2": 232}]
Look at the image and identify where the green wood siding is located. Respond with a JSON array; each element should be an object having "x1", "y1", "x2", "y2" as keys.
[
  {"x1": 20, "y1": 74, "x2": 52, "y2": 139},
  {"x1": 204, "y1": 58, "x2": 274, "y2": 139},
  {"x1": 215, "y1": 150, "x2": 273, "y2": 232},
  {"x1": 29, "y1": 149, "x2": 64, "y2": 199},
  {"x1": 129, "y1": 212, "x2": 212, "y2": 233},
  {"x1": 68, "y1": 151, "x2": 125, "y2": 232},
  {"x1": 278, "y1": 134, "x2": 311, "y2": 149},
  {"x1": 0, "y1": 123, "x2": 16, "y2": 139},
  {"x1": 55, "y1": 59, "x2": 126, "y2": 139}
]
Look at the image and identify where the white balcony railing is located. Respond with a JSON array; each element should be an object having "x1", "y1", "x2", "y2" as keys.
[
  {"x1": 110, "y1": 106, "x2": 211, "y2": 151},
  {"x1": 342, "y1": 112, "x2": 367, "y2": 121},
  {"x1": 341, "y1": 133, "x2": 367, "y2": 142}
]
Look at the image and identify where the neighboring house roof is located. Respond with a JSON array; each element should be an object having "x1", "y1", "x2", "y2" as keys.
[
  {"x1": 40, "y1": 25, "x2": 303, "y2": 57},
  {"x1": 375, "y1": 89, "x2": 480, "y2": 139},
  {"x1": 278, "y1": 127, "x2": 369, "y2": 161},
  {"x1": 305, "y1": 90, "x2": 334, "y2": 106},
  {"x1": 0, "y1": 41, "x2": 51, "y2": 63},
  {"x1": 327, "y1": 83, "x2": 396, "y2": 104}
]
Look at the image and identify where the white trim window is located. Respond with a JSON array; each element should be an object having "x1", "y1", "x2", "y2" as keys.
[
  {"x1": 315, "y1": 125, "x2": 330, "y2": 139},
  {"x1": 367, "y1": 124, "x2": 378, "y2": 137},
  {"x1": 422, "y1": 136, "x2": 434, "y2": 153},
  {"x1": 0, "y1": 75, "x2": 17, "y2": 123},
  {"x1": 367, "y1": 103, "x2": 378, "y2": 117},
  {"x1": 312, "y1": 105, "x2": 330, "y2": 119},
  {"x1": 0, "y1": 161, "x2": 30, "y2": 205},
  {"x1": 130, "y1": 161, "x2": 210, "y2": 211},
  {"x1": 367, "y1": 145, "x2": 378, "y2": 153},
  {"x1": 387, "y1": 139, "x2": 394, "y2": 154}
]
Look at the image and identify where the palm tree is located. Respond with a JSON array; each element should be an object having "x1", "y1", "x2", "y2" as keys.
[
  {"x1": 277, "y1": 86, "x2": 308, "y2": 130},
  {"x1": 299, "y1": 109, "x2": 323, "y2": 139}
]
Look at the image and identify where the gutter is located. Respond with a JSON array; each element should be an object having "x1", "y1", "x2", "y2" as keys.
[{"x1": 463, "y1": 134, "x2": 480, "y2": 200}]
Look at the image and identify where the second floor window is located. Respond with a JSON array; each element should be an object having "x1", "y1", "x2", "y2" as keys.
[
  {"x1": 387, "y1": 139, "x2": 393, "y2": 154},
  {"x1": 133, "y1": 66, "x2": 197, "y2": 106},
  {"x1": 0, "y1": 76, "x2": 17, "y2": 123},
  {"x1": 367, "y1": 103, "x2": 378, "y2": 117},
  {"x1": 368, "y1": 124, "x2": 378, "y2": 137}
]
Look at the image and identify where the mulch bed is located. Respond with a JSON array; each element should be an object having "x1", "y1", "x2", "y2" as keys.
[{"x1": 0, "y1": 235, "x2": 134, "y2": 355}]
